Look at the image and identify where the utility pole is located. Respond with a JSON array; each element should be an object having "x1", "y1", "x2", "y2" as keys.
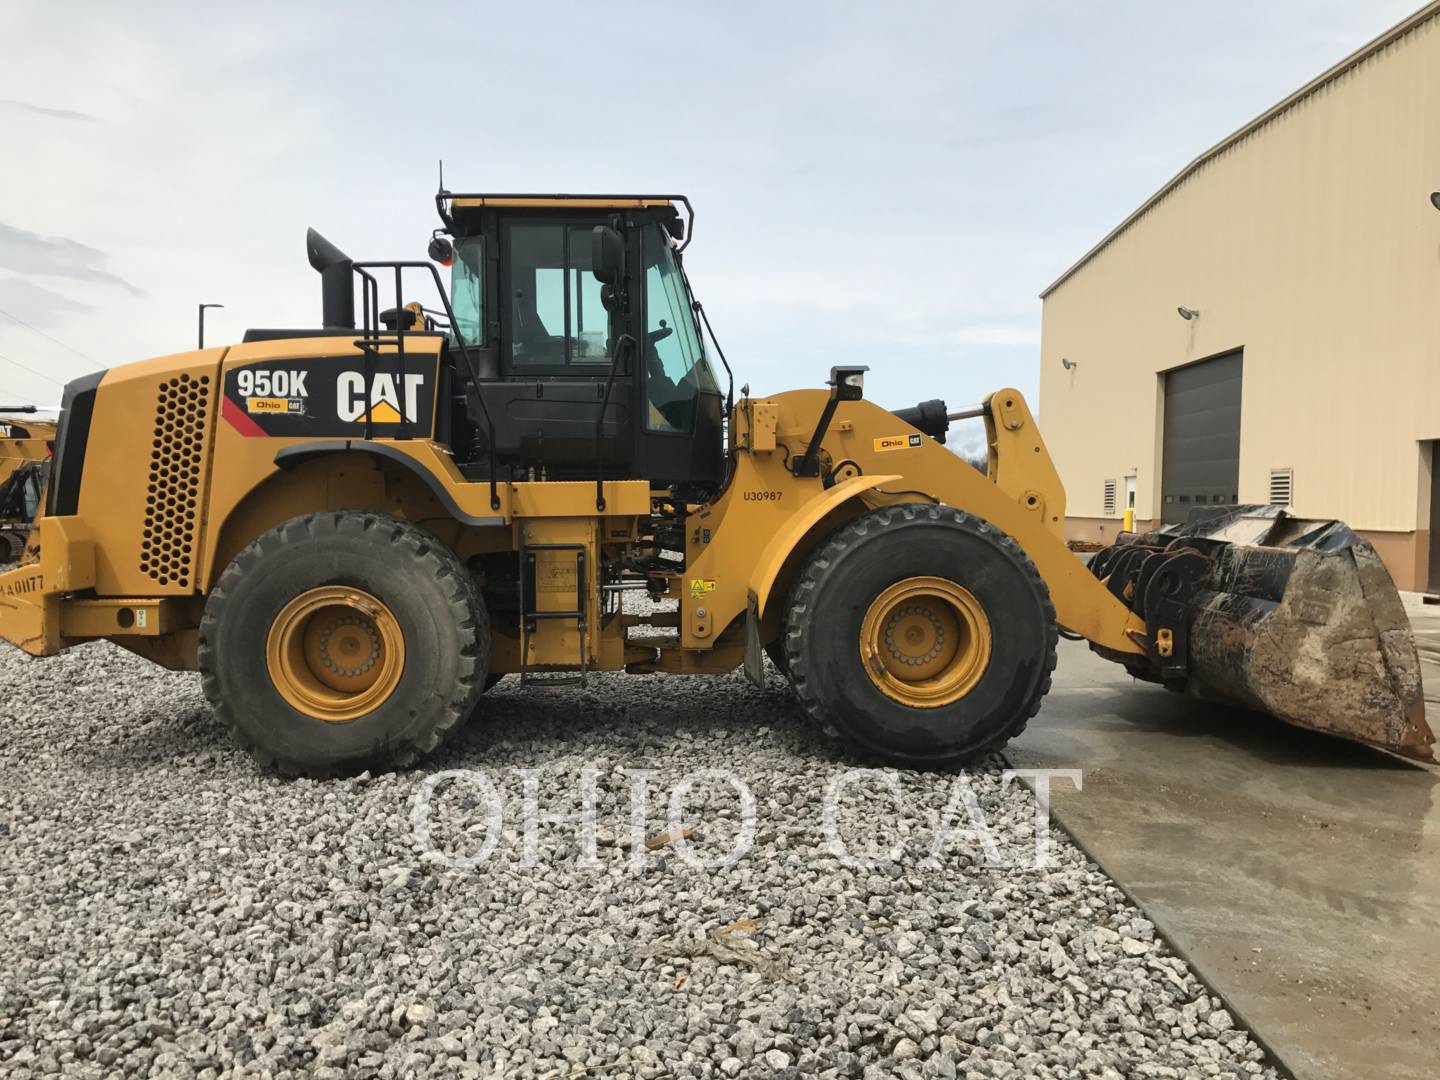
[{"x1": 198, "y1": 303, "x2": 224, "y2": 348}]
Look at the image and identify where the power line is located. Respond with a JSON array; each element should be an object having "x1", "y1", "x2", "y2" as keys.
[
  {"x1": 0, "y1": 386, "x2": 39, "y2": 406},
  {"x1": 0, "y1": 305, "x2": 101, "y2": 368},
  {"x1": 0, "y1": 349, "x2": 65, "y2": 388}
]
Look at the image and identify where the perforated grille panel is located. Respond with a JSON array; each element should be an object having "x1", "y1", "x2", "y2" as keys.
[{"x1": 140, "y1": 373, "x2": 211, "y2": 589}]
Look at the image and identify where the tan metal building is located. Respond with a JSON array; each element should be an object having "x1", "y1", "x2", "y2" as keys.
[{"x1": 1038, "y1": 3, "x2": 1440, "y2": 591}]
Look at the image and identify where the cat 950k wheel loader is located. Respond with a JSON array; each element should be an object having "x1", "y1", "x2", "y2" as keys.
[{"x1": 0, "y1": 190, "x2": 1429, "y2": 774}]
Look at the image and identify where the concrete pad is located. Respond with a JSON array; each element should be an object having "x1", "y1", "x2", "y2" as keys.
[{"x1": 1009, "y1": 637, "x2": 1440, "y2": 1080}]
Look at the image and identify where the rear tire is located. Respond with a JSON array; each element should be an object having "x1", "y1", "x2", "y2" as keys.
[
  {"x1": 783, "y1": 504, "x2": 1056, "y2": 766},
  {"x1": 199, "y1": 512, "x2": 489, "y2": 776}
]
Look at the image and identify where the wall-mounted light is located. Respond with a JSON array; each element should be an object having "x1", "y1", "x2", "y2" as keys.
[
  {"x1": 1061, "y1": 357, "x2": 1077, "y2": 370},
  {"x1": 1430, "y1": 191, "x2": 1440, "y2": 211},
  {"x1": 1177, "y1": 306, "x2": 1201, "y2": 321}
]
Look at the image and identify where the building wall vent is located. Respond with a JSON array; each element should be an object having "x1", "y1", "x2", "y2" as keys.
[
  {"x1": 1269, "y1": 468, "x2": 1293, "y2": 507},
  {"x1": 1103, "y1": 479, "x2": 1117, "y2": 516}
]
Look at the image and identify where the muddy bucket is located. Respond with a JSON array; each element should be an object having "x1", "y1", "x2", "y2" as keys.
[{"x1": 1089, "y1": 506, "x2": 1433, "y2": 760}]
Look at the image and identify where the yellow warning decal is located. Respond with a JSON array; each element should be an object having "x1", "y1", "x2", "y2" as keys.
[
  {"x1": 874, "y1": 434, "x2": 923, "y2": 452},
  {"x1": 689, "y1": 578, "x2": 718, "y2": 599}
]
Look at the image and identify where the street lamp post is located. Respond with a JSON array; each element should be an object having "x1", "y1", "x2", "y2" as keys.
[{"x1": 198, "y1": 303, "x2": 224, "y2": 348}]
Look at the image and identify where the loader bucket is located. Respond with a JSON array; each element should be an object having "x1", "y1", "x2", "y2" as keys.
[{"x1": 1088, "y1": 506, "x2": 1434, "y2": 760}]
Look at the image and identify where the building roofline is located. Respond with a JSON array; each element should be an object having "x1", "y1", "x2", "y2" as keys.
[{"x1": 1039, "y1": 1, "x2": 1440, "y2": 299}]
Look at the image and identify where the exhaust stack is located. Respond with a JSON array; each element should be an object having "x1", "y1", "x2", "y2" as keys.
[{"x1": 305, "y1": 228, "x2": 355, "y2": 329}]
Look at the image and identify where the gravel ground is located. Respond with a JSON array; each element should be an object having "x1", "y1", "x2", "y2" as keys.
[{"x1": 0, "y1": 630, "x2": 1282, "y2": 1079}]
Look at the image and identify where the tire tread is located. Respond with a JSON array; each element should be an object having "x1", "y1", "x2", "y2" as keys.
[
  {"x1": 197, "y1": 511, "x2": 488, "y2": 776},
  {"x1": 782, "y1": 504, "x2": 1057, "y2": 765}
]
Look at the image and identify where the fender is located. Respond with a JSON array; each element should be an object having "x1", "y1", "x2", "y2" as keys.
[
  {"x1": 274, "y1": 440, "x2": 506, "y2": 527},
  {"x1": 750, "y1": 472, "x2": 901, "y2": 618}
]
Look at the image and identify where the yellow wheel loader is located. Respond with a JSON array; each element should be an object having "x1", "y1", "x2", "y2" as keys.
[
  {"x1": 0, "y1": 191, "x2": 1429, "y2": 774},
  {"x1": 0, "y1": 408, "x2": 55, "y2": 564}
]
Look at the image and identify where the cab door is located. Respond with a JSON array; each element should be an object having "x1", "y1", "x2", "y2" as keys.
[
  {"x1": 633, "y1": 223, "x2": 724, "y2": 490},
  {"x1": 479, "y1": 217, "x2": 634, "y2": 469}
]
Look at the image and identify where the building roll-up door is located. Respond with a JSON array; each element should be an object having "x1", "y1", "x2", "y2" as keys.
[{"x1": 1161, "y1": 350, "x2": 1242, "y2": 526}]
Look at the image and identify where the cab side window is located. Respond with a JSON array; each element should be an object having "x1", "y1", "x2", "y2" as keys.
[{"x1": 449, "y1": 237, "x2": 484, "y2": 347}]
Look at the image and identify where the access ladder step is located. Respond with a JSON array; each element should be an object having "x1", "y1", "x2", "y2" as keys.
[{"x1": 518, "y1": 541, "x2": 589, "y2": 690}]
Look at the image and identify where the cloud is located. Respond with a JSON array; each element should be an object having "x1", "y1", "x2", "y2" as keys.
[
  {"x1": 0, "y1": 98, "x2": 97, "y2": 123},
  {"x1": 0, "y1": 0, "x2": 1417, "y2": 412},
  {"x1": 0, "y1": 223, "x2": 143, "y2": 297},
  {"x1": 0, "y1": 274, "x2": 91, "y2": 327}
]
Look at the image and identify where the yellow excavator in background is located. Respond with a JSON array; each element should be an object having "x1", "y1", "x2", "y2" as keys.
[
  {"x1": 0, "y1": 407, "x2": 54, "y2": 564},
  {"x1": 0, "y1": 190, "x2": 1427, "y2": 774}
]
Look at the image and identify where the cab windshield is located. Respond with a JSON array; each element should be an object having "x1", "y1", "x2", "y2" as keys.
[{"x1": 643, "y1": 225, "x2": 716, "y2": 432}]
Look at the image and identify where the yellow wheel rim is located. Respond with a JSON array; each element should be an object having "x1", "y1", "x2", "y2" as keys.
[
  {"x1": 859, "y1": 576, "x2": 992, "y2": 708},
  {"x1": 265, "y1": 586, "x2": 405, "y2": 723}
]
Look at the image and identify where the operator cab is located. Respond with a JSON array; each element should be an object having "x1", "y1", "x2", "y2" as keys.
[{"x1": 433, "y1": 193, "x2": 726, "y2": 494}]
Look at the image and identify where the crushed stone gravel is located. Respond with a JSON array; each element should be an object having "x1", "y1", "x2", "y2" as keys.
[{"x1": 0, "y1": 635, "x2": 1282, "y2": 1079}]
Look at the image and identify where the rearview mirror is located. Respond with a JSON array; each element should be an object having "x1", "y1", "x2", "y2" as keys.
[{"x1": 591, "y1": 226, "x2": 625, "y2": 285}]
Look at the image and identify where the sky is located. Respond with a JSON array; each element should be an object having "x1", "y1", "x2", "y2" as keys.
[{"x1": 0, "y1": 0, "x2": 1422, "y2": 457}]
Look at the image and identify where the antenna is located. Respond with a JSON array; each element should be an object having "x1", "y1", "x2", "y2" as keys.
[{"x1": 438, "y1": 158, "x2": 447, "y2": 196}]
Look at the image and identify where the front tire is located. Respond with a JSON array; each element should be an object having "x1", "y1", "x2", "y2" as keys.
[
  {"x1": 199, "y1": 512, "x2": 489, "y2": 776},
  {"x1": 783, "y1": 504, "x2": 1056, "y2": 766}
]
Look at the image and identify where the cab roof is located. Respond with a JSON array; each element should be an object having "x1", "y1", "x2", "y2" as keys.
[
  {"x1": 436, "y1": 191, "x2": 694, "y2": 247},
  {"x1": 447, "y1": 195, "x2": 677, "y2": 210}
]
